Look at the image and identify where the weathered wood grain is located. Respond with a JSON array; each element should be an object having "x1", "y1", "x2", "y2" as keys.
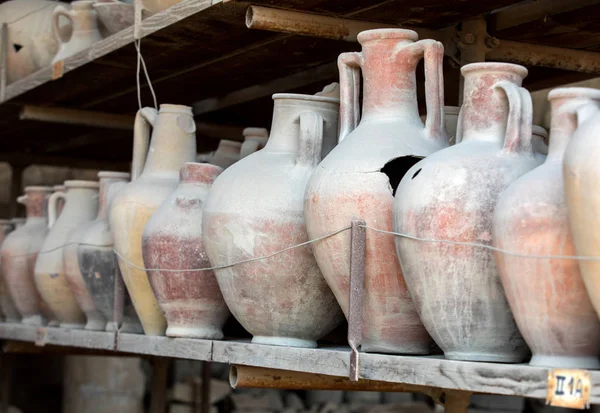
[{"x1": 116, "y1": 333, "x2": 212, "y2": 360}]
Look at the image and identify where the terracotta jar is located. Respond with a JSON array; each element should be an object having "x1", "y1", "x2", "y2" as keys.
[
  {"x1": 110, "y1": 104, "x2": 196, "y2": 336},
  {"x1": 240, "y1": 128, "x2": 269, "y2": 159},
  {"x1": 0, "y1": 220, "x2": 18, "y2": 322},
  {"x1": 143, "y1": 162, "x2": 229, "y2": 338},
  {"x1": 52, "y1": 1, "x2": 102, "y2": 64},
  {"x1": 563, "y1": 89, "x2": 600, "y2": 321},
  {"x1": 35, "y1": 180, "x2": 99, "y2": 329},
  {"x1": 494, "y1": 87, "x2": 600, "y2": 369},
  {"x1": 141, "y1": 0, "x2": 181, "y2": 15},
  {"x1": 210, "y1": 140, "x2": 242, "y2": 169},
  {"x1": 305, "y1": 29, "x2": 446, "y2": 354},
  {"x1": 1, "y1": 186, "x2": 53, "y2": 325},
  {"x1": 204, "y1": 93, "x2": 343, "y2": 347},
  {"x1": 79, "y1": 172, "x2": 142, "y2": 333},
  {"x1": 394, "y1": 62, "x2": 537, "y2": 362},
  {"x1": 0, "y1": 0, "x2": 71, "y2": 83}
]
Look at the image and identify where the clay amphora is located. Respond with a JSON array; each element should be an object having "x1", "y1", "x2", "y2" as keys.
[
  {"x1": 1, "y1": 187, "x2": 53, "y2": 325},
  {"x1": 79, "y1": 172, "x2": 143, "y2": 333},
  {"x1": 141, "y1": 0, "x2": 181, "y2": 15},
  {"x1": 532, "y1": 125, "x2": 549, "y2": 159},
  {"x1": 494, "y1": 87, "x2": 600, "y2": 369},
  {"x1": 0, "y1": 220, "x2": 18, "y2": 322},
  {"x1": 35, "y1": 180, "x2": 99, "y2": 329},
  {"x1": 304, "y1": 29, "x2": 446, "y2": 354},
  {"x1": 394, "y1": 62, "x2": 537, "y2": 362},
  {"x1": 210, "y1": 140, "x2": 241, "y2": 169},
  {"x1": 110, "y1": 104, "x2": 196, "y2": 336},
  {"x1": 0, "y1": 0, "x2": 71, "y2": 83},
  {"x1": 51, "y1": 1, "x2": 102, "y2": 64},
  {"x1": 204, "y1": 93, "x2": 343, "y2": 348},
  {"x1": 240, "y1": 128, "x2": 269, "y2": 159},
  {"x1": 143, "y1": 162, "x2": 229, "y2": 339},
  {"x1": 563, "y1": 89, "x2": 600, "y2": 322},
  {"x1": 11, "y1": 218, "x2": 25, "y2": 229}
]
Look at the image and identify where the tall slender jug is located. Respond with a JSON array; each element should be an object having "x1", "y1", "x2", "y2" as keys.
[
  {"x1": 0, "y1": 220, "x2": 18, "y2": 322},
  {"x1": 2, "y1": 187, "x2": 53, "y2": 325},
  {"x1": 110, "y1": 104, "x2": 196, "y2": 336},
  {"x1": 563, "y1": 90, "x2": 600, "y2": 321},
  {"x1": 305, "y1": 29, "x2": 447, "y2": 354},
  {"x1": 494, "y1": 87, "x2": 600, "y2": 368},
  {"x1": 35, "y1": 180, "x2": 99, "y2": 328},
  {"x1": 394, "y1": 63, "x2": 537, "y2": 362},
  {"x1": 79, "y1": 171, "x2": 143, "y2": 333}
]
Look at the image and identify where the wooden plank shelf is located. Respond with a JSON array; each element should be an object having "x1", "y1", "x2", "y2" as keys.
[{"x1": 2, "y1": 322, "x2": 600, "y2": 402}]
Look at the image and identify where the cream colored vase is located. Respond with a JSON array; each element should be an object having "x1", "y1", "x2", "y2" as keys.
[
  {"x1": 110, "y1": 104, "x2": 196, "y2": 336},
  {"x1": 51, "y1": 1, "x2": 102, "y2": 64},
  {"x1": 34, "y1": 180, "x2": 99, "y2": 329},
  {"x1": 563, "y1": 88, "x2": 600, "y2": 320}
]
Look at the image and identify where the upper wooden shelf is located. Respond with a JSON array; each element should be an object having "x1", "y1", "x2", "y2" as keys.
[
  {"x1": 1, "y1": 322, "x2": 598, "y2": 404},
  {"x1": 0, "y1": 0, "x2": 598, "y2": 166}
]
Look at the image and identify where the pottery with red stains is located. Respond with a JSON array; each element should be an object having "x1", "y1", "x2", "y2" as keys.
[
  {"x1": 304, "y1": 29, "x2": 446, "y2": 354},
  {"x1": 143, "y1": 162, "x2": 229, "y2": 339},
  {"x1": 494, "y1": 87, "x2": 600, "y2": 368},
  {"x1": 563, "y1": 89, "x2": 600, "y2": 325},
  {"x1": 1, "y1": 186, "x2": 53, "y2": 325},
  {"x1": 203, "y1": 92, "x2": 343, "y2": 348},
  {"x1": 394, "y1": 62, "x2": 537, "y2": 362}
]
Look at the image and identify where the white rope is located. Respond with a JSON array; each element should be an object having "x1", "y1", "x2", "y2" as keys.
[
  {"x1": 134, "y1": 39, "x2": 158, "y2": 110},
  {"x1": 10, "y1": 224, "x2": 600, "y2": 271}
]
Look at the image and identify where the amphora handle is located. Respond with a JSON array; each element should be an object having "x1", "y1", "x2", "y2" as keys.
[
  {"x1": 337, "y1": 52, "x2": 362, "y2": 143},
  {"x1": 47, "y1": 191, "x2": 66, "y2": 229},
  {"x1": 495, "y1": 81, "x2": 533, "y2": 155},
  {"x1": 131, "y1": 107, "x2": 158, "y2": 180},
  {"x1": 52, "y1": 5, "x2": 73, "y2": 45}
]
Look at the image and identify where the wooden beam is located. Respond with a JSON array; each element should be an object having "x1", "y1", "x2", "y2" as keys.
[
  {"x1": 20, "y1": 105, "x2": 133, "y2": 130},
  {"x1": 0, "y1": 152, "x2": 130, "y2": 170},
  {"x1": 490, "y1": 0, "x2": 600, "y2": 31},
  {"x1": 192, "y1": 62, "x2": 338, "y2": 115}
]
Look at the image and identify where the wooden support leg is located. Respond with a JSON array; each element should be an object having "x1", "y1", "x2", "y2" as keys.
[
  {"x1": 150, "y1": 357, "x2": 169, "y2": 413},
  {"x1": 444, "y1": 391, "x2": 472, "y2": 413},
  {"x1": 8, "y1": 165, "x2": 23, "y2": 219}
]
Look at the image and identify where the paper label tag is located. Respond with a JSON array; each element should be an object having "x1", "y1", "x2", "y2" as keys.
[
  {"x1": 547, "y1": 369, "x2": 590, "y2": 409},
  {"x1": 52, "y1": 60, "x2": 64, "y2": 80}
]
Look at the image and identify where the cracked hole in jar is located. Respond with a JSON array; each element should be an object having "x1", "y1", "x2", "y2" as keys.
[
  {"x1": 13, "y1": 43, "x2": 22, "y2": 52},
  {"x1": 412, "y1": 168, "x2": 422, "y2": 179},
  {"x1": 381, "y1": 156, "x2": 424, "y2": 196}
]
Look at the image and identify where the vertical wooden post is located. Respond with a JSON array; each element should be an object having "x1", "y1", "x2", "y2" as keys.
[
  {"x1": 348, "y1": 219, "x2": 366, "y2": 381},
  {"x1": 150, "y1": 358, "x2": 169, "y2": 413},
  {"x1": 457, "y1": 17, "x2": 487, "y2": 105},
  {"x1": 8, "y1": 165, "x2": 23, "y2": 218},
  {"x1": 201, "y1": 361, "x2": 211, "y2": 413},
  {"x1": 0, "y1": 23, "x2": 7, "y2": 102}
]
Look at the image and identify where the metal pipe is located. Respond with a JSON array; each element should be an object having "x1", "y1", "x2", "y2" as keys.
[
  {"x1": 487, "y1": 40, "x2": 600, "y2": 75},
  {"x1": 246, "y1": 5, "x2": 441, "y2": 42},
  {"x1": 230, "y1": 365, "x2": 445, "y2": 404}
]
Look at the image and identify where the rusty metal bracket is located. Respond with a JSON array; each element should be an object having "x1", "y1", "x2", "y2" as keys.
[
  {"x1": 112, "y1": 266, "x2": 125, "y2": 351},
  {"x1": 348, "y1": 219, "x2": 366, "y2": 381}
]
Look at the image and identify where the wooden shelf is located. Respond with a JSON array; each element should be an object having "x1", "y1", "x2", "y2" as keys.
[{"x1": 1, "y1": 322, "x2": 599, "y2": 402}]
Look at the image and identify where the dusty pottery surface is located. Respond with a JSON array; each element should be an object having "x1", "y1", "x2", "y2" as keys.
[
  {"x1": 532, "y1": 125, "x2": 549, "y2": 158},
  {"x1": 563, "y1": 89, "x2": 600, "y2": 322},
  {"x1": 394, "y1": 62, "x2": 536, "y2": 363},
  {"x1": 110, "y1": 104, "x2": 196, "y2": 336},
  {"x1": 0, "y1": 0, "x2": 71, "y2": 83},
  {"x1": 11, "y1": 218, "x2": 26, "y2": 229},
  {"x1": 52, "y1": 0, "x2": 102, "y2": 64},
  {"x1": 35, "y1": 180, "x2": 99, "y2": 329},
  {"x1": 0, "y1": 220, "x2": 18, "y2": 322},
  {"x1": 93, "y1": 0, "x2": 134, "y2": 37},
  {"x1": 79, "y1": 172, "x2": 142, "y2": 333},
  {"x1": 305, "y1": 29, "x2": 447, "y2": 354},
  {"x1": 143, "y1": 162, "x2": 229, "y2": 339},
  {"x1": 210, "y1": 140, "x2": 242, "y2": 169},
  {"x1": 204, "y1": 92, "x2": 343, "y2": 348},
  {"x1": 494, "y1": 87, "x2": 600, "y2": 369},
  {"x1": 141, "y1": 0, "x2": 181, "y2": 15},
  {"x1": 1, "y1": 186, "x2": 53, "y2": 325},
  {"x1": 422, "y1": 106, "x2": 460, "y2": 144},
  {"x1": 240, "y1": 128, "x2": 269, "y2": 159}
]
